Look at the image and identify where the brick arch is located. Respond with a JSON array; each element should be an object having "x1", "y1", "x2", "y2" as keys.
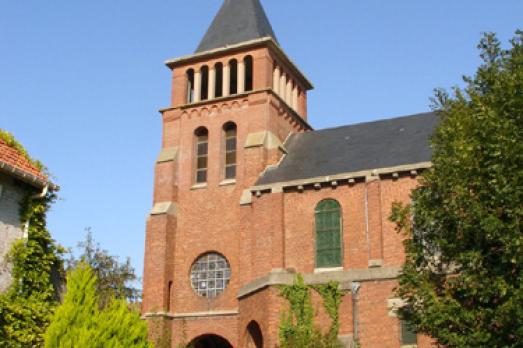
[{"x1": 190, "y1": 333, "x2": 233, "y2": 348}]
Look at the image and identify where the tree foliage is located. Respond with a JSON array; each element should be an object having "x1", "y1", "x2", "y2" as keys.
[
  {"x1": 279, "y1": 275, "x2": 343, "y2": 348},
  {"x1": 391, "y1": 31, "x2": 523, "y2": 347},
  {"x1": 67, "y1": 229, "x2": 140, "y2": 308},
  {"x1": 0, "y1": 190, "x2": 65, "y2": 347},
  {"x1": 44, "y1": 262, "x2": 151, "y2": 348}
]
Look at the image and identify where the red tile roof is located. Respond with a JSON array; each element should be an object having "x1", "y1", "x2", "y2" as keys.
[{"x1": 0, "y1": 138, "x2": 48, "y2": 185}]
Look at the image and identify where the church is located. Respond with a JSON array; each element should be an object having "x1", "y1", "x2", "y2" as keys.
[{"x1": 142, "y1": 0, "x2": 438, "y2": 347}]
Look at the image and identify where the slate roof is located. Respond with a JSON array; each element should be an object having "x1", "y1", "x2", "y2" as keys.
[
  {"x1": 196, "y1": 0, "x2": 278, "y2": 53},
  {"x1": 0, "y1": 138, "x2": 48, "y2": 187},
  {"x1": 256, "y1": 112, "x2": 440, "y2": 185}
]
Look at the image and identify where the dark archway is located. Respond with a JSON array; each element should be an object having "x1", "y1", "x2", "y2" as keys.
[
  {"x1": 246, "y1": 321, "x2": 264, "y2": 348},
  {"x1": 191, "y1": 334, "x2": 233, "y2": 348}
]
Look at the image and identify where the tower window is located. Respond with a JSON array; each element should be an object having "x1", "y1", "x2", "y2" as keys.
[
  {"x1": 195, "y1": 127, "x2": 208, "y2": 184},
  {"x1": 223, "y1": 122, "x2": 237, "y2": 180},
  {"x1": 400, "y1": 319, "x2": 418, "y2": 346},
  {"x1": 186, "y1": 69, "x2": 195, "y2": 103},
  {"x1": 229, "y1": 59, "x2": 238, "y2": 95},
  {"x1": 200, "y1": 66, "x2": 209, "y2": 101},
  {"x1": 215, "y1": 62, "x2": 223, "y2": 98},
  {"x1": 315, "y1": 199, "x2": 343, "y2": 268},
  {"x1": 244, "y1": 56, "x2": 253, "y2": 92}
]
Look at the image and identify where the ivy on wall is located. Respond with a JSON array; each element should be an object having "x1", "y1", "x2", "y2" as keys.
[
  {"x1": 279, "y1": 274, "x2": 344, "y2": 348},
  {"x1": 0, "y1": 131, "x2": 64, "y2": 347}
]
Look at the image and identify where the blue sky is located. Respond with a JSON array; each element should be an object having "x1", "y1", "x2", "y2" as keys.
[{"x1": 1, "y1": 0, "x2": 521, "y2": 286}]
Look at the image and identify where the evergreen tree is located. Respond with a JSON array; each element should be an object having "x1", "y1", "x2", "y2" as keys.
[
  {"x1": 391, "y1": 31, "x2": 523, "y2": 347},
  {"x1": 44, "y1": 263, "x2": 151, "y2": 348}
]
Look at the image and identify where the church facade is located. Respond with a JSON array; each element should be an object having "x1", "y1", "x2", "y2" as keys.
[{"x1": 142, "y1": 1, "x2": 438, "y2": 347}]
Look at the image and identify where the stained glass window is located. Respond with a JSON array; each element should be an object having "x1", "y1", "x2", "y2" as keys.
[
  {"x1": 315, "y1": 199, "x2": 343, "y2": 268},
  {"x1": 190, "y1": 253, "x2": 231, "y2": 298}
]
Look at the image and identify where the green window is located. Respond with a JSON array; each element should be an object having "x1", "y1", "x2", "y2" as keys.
[
  {"x1": 315, "y1": 199, "x2": 342, "y2": 268},
  {"x1": 400, "y1": 319, "x2": 417, "y2": 346}
]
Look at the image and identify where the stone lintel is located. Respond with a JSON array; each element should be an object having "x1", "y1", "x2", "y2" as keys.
[{"x1": 237, "y1": 267, "x2": 401, "y2": 298}]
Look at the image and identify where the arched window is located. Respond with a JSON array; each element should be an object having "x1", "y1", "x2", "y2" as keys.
[
  {"x1": 200, "y1": 66, "x2": 209, "y2": 101},
  {"x1": 186, "y1": 69, "x2": 195, "y2": 103},
  {"x1": 229, "y1": 59, "x2": 238, "y2": 95},
  {"x1": 223, "y1": 122, "x2": 237, "y2": 180},
  {"x1": 194, "y1": 127, "x2": 209, "y2": 184},
  {"x1": 215, "y1": 62, "x2": 223, "y2": 98},
  {"x1": 315, "y1": 199, "x2": 342, "y2": 268},
  {"x1": 246, "y1": 321, "x2": 264, "y2": 348},
  {"x1": 244, "y1": 56, "x2": 253, "y2": 92}
]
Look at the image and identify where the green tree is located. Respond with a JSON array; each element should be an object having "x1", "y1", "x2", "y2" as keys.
[
  {"x1": 0, "y1": 189, "x2": 65, "y2": 347},
  {"x1": 67, "y1": 229, "x2": 140, "y2": 308},
  {"x1": 391, "y1": 31, "x2": 523, "y2": 347},
  {"x1": 44, "y1": 263, "x2": 151, "y2": 348}
]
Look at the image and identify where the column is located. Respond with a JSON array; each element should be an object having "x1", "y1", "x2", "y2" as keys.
[
  {"x1": 292, "y1": 85, "x2": 299, "y2": 110},
  {"x1": 279, "y1": 73, "x2": 286, "y2": 100},
  {"x1": 273, "y1": 66, "x2": 280, "y2": 94},
  {"x1": 209, "y1": 67, "x2": 216, "y2": 99},
  {"x1": 238, "y1": 59, "x2": 245, "y2": 94},
  {"x1": 194, "y1": 69, "x2": 201, "y2": 103},
  {"x1": 286, "y1": 78, "x2": 293, "y2": 105},
  {"x1": 223, "y1": 63, "x2": 230, "y2": 97}
]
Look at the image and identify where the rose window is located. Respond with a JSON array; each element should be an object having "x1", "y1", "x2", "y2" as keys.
[{"x1": 190, "y1": 253, "x2": 231, "y2": 298}]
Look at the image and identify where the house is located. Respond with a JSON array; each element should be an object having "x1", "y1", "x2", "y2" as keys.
[
  {"x1": 142, "y1": 1, "x2": 438, "y2": 347},
  {"x1": 0, "y1": 133, "x2": 55, "y2": 293}
]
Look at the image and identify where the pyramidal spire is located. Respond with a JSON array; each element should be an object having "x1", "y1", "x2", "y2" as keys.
[{"x1": 196, "y1": 0, "x2": 278, "y2": 53}]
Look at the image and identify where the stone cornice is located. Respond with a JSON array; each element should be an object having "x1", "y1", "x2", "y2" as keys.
[
  {"x1": 250, "y1": 162, "x2": 431, "y2": 195},
  {"x1": 159, "y1": 88, "x2": 313, "y2": 131},
  {"x1": 143, "y1": 309, "x2": 239, "y2": 320},
  {"x1": 238, "y1": 267, "x2": 402, "y2": 299}
]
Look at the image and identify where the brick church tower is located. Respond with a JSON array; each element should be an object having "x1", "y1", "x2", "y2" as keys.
[{"x1": 143, "y1": 1, "x2": 438, "y2": 347}]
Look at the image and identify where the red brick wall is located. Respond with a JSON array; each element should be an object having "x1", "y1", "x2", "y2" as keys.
[{"x1": 143, "y1": 42, "x2": 436, "y2": 348}]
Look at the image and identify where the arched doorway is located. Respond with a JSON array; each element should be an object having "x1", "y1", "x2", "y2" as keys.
[
  {"x1": 246, "y1": 321, "x2": 263, "y2": 348},
  {"x1": 191, "y1": 334, "x2": 233, "y2": 348}
]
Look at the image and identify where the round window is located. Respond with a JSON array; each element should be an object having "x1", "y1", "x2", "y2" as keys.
[{"x1": 190, "y1": 252, "x2": 231, "y2": 298}]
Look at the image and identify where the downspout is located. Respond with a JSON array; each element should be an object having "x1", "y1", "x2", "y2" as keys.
[
  {"x1": 351, "y1": 282, "x2": 361, "y2": 344},
  {"x1": 23, "y1": 184, "x2": 49, "y2": 238}
]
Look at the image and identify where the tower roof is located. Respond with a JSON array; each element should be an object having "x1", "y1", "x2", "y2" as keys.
[{"x1": 196, "y1": 0, "x2": 278, "y2": 53}]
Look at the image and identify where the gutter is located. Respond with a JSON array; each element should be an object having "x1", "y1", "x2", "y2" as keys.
[{"x1": 0, "y1": 160, "x2": 59, "y2": 191}]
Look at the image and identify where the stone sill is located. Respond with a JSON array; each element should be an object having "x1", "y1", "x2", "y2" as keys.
[
  {"x1": 191, "y1": 183, "x2": 208, "y2": 190},
  {"x1": 314, "y1": 266, "x2": 343, "y2": 273},
  {"x1": 219, "y1": 179, "x2": 236, "y2": 186}
]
